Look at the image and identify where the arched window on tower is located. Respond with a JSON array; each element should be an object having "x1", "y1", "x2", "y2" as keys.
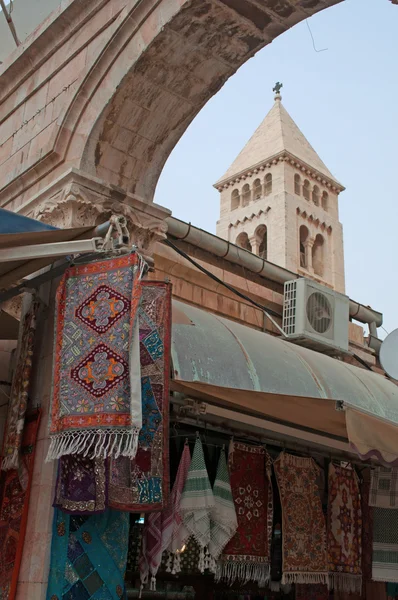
[
  {"x1": 236, "y1": 232, "x2": 252, "y2": 252},
  {"x1": 299, "y1": 225, "x2": 309, "y2": 269},
  {"x1": 255, "y1": 225, "x2": 268, "y2": 260},
  {"x1": 231, "y1": 189, "x2": 240, "y2": 210},
  {"x1": 303, "y1": 179, "x2": 310, "y2": 201},
  {"x1": 312, "y1": 185, "x2": 320, "y2": 206},
  {"x1": 312, "y1": 234, "x2": 324, "y2": 277},
  {"x1": 253, "y1": 179, "x2": 262, "y2": 200},
  {"x1": 242, "y1": 184, "x2": 251, "y2": 206},
  {"x1": 265, "y1": 173, "x2": 272, "y2": 196},
  {"x1": 294, "y1": 174, "x2": 301, "y2": 196},
  {"x1": 322, "y1": 191, "x2": 329, "y2": 211}
]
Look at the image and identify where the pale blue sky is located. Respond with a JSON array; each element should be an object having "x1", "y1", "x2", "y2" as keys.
[{"x1": 155, "y1": 0, "x2": 398, "y2": 337}]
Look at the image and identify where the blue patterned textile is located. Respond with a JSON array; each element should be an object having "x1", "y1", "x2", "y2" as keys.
[{"x1": 46, "y1": 509, "x2": 129, "y2": 600}]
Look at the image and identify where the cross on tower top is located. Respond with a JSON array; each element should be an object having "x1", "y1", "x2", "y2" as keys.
[{"x1": 273, "y1": 81, "x2": 283, "y2": 100}]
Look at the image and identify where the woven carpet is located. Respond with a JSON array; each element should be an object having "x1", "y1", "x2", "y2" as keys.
[
  {"x1": 328, "y1": 464, "x2": 362, "y2": 594},
  {"x1": 1, "y1": 299, "x2": 39, "y2": 471},
  {"x1": 0, "y1": 411, "x2": 40, "y2": 600},
  {"x1": 108, "y1": 281, "x2": 171, "y2": 512},
  {"x1": 216, "y1": 442, "x2": 273, "y2": 588},
  {"x1": 274, "y1": 453, "x2": 327, "y2": 586},
  {"x1": 47, "y1": 254, "x2": 143, "y2": 461}
]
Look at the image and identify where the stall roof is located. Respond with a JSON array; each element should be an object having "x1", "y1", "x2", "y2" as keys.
[{"x1": 171, "y1": 300, "x2": 398, "y2": 428}]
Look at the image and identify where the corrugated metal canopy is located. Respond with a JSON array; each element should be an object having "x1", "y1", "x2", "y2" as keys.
[{"x1": 171, "y1": 300, "x2": 398, "y2": 426}]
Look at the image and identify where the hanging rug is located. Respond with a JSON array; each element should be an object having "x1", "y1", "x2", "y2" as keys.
[
  {"x1": 274, "y1": 452, "x2": 328, "y2": 586},
  {"x1": 216, "y1": 442, "x2": 273, "y2": 588},
  {"x1": 328, "y1": 463, "x2": 362, "y2": 594},
  {"x1": 108, "y1": 281, "x2": 171, "y2": 512},
  {"x1": 47, "y1": 253, "x2": 143, "y2": 461}
]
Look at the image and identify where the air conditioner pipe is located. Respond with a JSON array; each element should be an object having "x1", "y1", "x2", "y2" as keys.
[{"x1": 166, "y1": 216, "x2": 383, "y2": 328}]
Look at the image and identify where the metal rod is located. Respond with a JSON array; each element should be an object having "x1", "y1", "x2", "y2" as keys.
[{"x1": 0, "y1": 0, "x2": 20, "y2": 47}]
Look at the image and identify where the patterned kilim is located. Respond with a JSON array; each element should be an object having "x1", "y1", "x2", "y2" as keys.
[
  {"x1": 217, "y1": 442, "x2": 273, "y2": 588},
  {"x1": 53, "y1": 455, "x2": 107, "y2": 515},
  {"x1": 328, "y1": 464, "x2": 362, "y2": 594},
  {"x1": 0, "y1": 411, "x2": 41, "y2": 600},
  {"x1": 46, "y1": 508, "x2": 129, "y2": 600},
  {"x1": 361, "y1": 475, "x2": 373, "y2": 597},
  {"x1": 370, "y1": 467, "x2": 398, "y2": 509},
  {"x1": 108, "y1": 281, "x2": 171, "y2": 512},
  {"x1": 274, "y1": 453, "x2": 327, "y2": 586},
  {"x1": 295, "y1": 584, "x2": 329, "y2": 599},
  {"x1": 1, "y1": 299, "x2": 39, "y2": 471},
  {"x1": 209, "y1": 450, "x2": 237, "y2": 564},
  {"x1": 180, "y1": 437, "x2": 215, "y2": 573},
  {"x1": 47, "y1": 254, "x2": 143, "y2": 461},
  {"x1": 373, "y1": 507, "x2": 398, "y2": 583}
]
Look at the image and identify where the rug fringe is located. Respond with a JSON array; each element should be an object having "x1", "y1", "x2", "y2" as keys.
[
  {"x1": 216, "y1": 560, "x2": 270, "y2": 588},
  {"x1": 46, "y1": 428, "x2": 140, "y2": 462},
  {"x1": 281, "y1": 572, "x2": 328, "y2": 585},
  {"x1": 1, "y1": 450, "x2": 19, "y2": 471},
  {"x1": 328, "y1": 573, "x2": 362, "y2": 593}
]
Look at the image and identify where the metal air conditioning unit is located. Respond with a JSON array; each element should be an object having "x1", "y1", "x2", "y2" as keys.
[{"x1": 282, "y1": 278, "x2": 349, "y2": 354}]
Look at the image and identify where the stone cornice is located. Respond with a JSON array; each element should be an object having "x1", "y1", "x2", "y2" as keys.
[
  {"x1": 297, "y1": 207, "x2": 332, "y2": 233},
  {"x1": 214, "y1": 150, "x2": 345, "y2": 194}
]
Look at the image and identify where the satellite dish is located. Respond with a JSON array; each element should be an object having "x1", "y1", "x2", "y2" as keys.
[{"x1": 380, "y1": 328, "x2": 398, "y2": 379}]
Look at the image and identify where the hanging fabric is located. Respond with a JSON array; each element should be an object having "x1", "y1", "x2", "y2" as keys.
[
  {"x1": 53, "y1": 454, "x2": 107, "y2": 514},
  {"x1": 46, "y1": 508, "x2": 129, "y2": 600},
  {"x1": 47, "y1": 254, "x2": 143, "y2": 461},
  {"x1": 361, "y1": 472, "x2": 374, "y2": 598},
  {"x1": 139, "y1": 443, "x2": 191, "y2": 591},
  {"x1": 107, "y1": 281, "x2": 171, "y2": 512},
  {"x1": 327, "y1": 463, "x2": 362, "y2": 594},
  {"x1": 179, "y1": 436, "x2": 215, "y2": 573},
  {"x1": 372, "y1": 507, "x2": 398, "y2": 583},
  {"x1": 0, "y1": 411, "x2": 41, "y2": 600},
  {"x1": 274, "y1": 452, "x2": 327, "y2": 586},
  {"x1": 208, "y1": 448, "x2": 238, "y2": 570},
  {"x1": 2, "y1": 296, "x2": 39, "y2": 471},
  {"x1": 370, "y1": 467, "x2": 398, "y2": 509},
  {"x1": 217, "y1": 442, "x2": 273, "y2": 588}
]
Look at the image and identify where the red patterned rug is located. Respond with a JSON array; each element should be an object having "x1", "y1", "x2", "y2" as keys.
[
  {"x1": 274, "y1": 452, "x2": 327, "y2": 585},
  {"x1": 328, "y1": 463, "x2": 362, "y2": 594},
  {"x1": 108, "y1": 281, "x2": 171, "y2": 512},
  {"x1": 0, "y1": 411, "x2": 41, "y2": 600},
  {"x1": 216, "y1": 442, "x2": 273, "y2": 587}
]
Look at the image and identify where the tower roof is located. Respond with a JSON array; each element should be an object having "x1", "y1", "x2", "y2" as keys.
[{"x1": 215, "y1": 92, "x2": 342, "y2": 188}]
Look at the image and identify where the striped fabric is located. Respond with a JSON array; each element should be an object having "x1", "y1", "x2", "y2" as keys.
[
  {"x1": 373, "y1": 507, "x2": 398, "y2": 583},
  {"x1": 370, "y1": 468, "x2": 398, "y2": 509},
  {"x1": 209, "y1": 450, "x2": 238, "y2": 563}
]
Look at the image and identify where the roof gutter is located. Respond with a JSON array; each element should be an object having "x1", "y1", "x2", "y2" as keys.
[{"x1": 165, "y1": 216, "x2": 383, "y2": 328}]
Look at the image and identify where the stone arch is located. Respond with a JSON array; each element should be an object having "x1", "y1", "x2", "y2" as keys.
[
  {"x1": 303, "y1": 179, "x2": 311, "y2": 201},
  {"x1": 231, "y1": 189, "x2": 240, "y2": 210},
  {"x1": 299, "y1": 224, "x2": 309, "y2": 268},
  {"x1": 253, "y1": 178, "x2": 262, "y2": 200},
  {"x1": 322, "y1": 191, "x2": 329, "y2": 211},
  {"x1": 255, "y1": 224, "x2": 268, "y2": 260},
  {"x1": 312, "y1": 185, "x2": 320, "y2": 205},
  {"x1": 236, "y1": 232, "x2": 252, "y2": 252},
  {"x1": 264, "y1": 172, "x2": 272, "y2": 196},
  {"x1": 312, "y1": 233, "x2": 325, "y2": 277},
  {"x1": 294, "y1": 174, "x2": 301, "y2": 196},
  {"x1": 242, "y1": 183, "x2": 251, "y2": 206}
]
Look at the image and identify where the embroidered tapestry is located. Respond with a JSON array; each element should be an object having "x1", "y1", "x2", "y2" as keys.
[
  {"x1": 295, "y1": 584, "x2": 329, "y2": 600},
  {"x1": 47, "y1": 254, "x2": 143, "y2": 462},
  {"x1": 53, "y1": 455, "x2": 107, "y2": 515},
  {"x1": 328, "y1": 463, "x2": 362, "y2": 594},
  {"x1": 108, "y1": 281, "x2": 171, "y2": 512},
  {"x1": 372, "y1": 507, "x2": 398, "y2": 583},
  {"x1": 370, "y1": 467, "x2": 398, "y2": 509},
  {"x1": 0, "y1": 411, "x2": 41, "y2": 600},
  {"x1": 46, "y1": 508, "x2": 129, "y2": 600},
  {"x1": 274, "y1": 452, "x2": 327, "y2": 586},
  {"x1": 216, "y1": 442, "x2": 273, "y2": 588},
  {"x1": 2, "y1": 298, "x2": 39, "y2": 471}
]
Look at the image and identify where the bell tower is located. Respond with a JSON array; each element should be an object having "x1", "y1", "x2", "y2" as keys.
[{"x1": 214, "y1": 85, "x2": 346, "y2": 294}]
